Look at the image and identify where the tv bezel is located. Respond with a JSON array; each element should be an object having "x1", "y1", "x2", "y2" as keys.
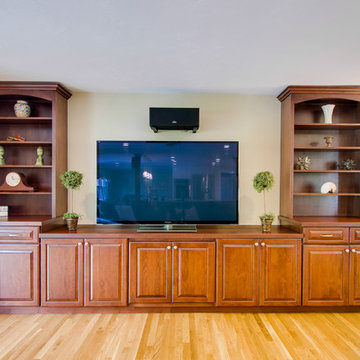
[{"x1": 96, "y1": 140, "x2": 239, "y2": 225}]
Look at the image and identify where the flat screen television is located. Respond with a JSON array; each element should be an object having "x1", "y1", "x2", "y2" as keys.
[{"x1": 97, "y1": 141, "x2": 238, "y2": 224}]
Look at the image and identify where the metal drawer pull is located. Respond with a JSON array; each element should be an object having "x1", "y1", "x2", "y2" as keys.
[
  {"x1": 7, "y1": 234, "x2": 19, "y2": 237},
  {"x1": 320, "y1": 234, "x2": 334, "y2": 237}
]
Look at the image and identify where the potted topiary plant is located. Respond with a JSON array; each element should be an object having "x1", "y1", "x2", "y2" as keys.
[
  {"x1": 60, "y1": 170, "x2": 83, "y2": 231},
  {"x1": 253, "y1": 171, "x2": 275, "y2": 232}
]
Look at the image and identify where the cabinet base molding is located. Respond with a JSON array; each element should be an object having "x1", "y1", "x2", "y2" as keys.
[{"x1": 1, "y1": 306, "x2": 360, "y2": 314}]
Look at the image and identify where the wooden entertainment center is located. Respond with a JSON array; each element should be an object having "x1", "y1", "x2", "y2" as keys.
[{"x1": 0, "y1": 83, "x2": 360, "y2": 312}]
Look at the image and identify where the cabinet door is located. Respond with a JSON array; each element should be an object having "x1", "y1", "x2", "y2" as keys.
[
  {"x1": 84, "y1": 238, "x2": 127, "y2": 306},
  {"x1": 173, "y1": 242, "x2": 215, "y2": 303},
  {"x1": 349, "y1": 246, "x2": 360, "y2": 305},
  {"x1": 41, "y1": 239, "x2": 84, "y2": 307},
  {"x1": 217, "y1": 240, "x2": 259, "y2": 306},
  {"x1": 303, "y1": 245, "x2": 349, "y2": 306},
  {"x1": 129, "y1": 242, "x2": 172, "y2": 304},
  {"x1": 260, "y1": 239, "x2": 301, "y2": 306},
  {"x1": 0, "y1": 244, "x2": 39, "y2": 306}
]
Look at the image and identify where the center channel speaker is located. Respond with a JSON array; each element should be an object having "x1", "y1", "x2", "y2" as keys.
[{"x1": 149, "y1": 107, "x2": 199, "y2": 133}]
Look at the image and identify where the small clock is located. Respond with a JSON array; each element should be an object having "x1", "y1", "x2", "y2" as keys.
[{"x1": 0, "y1": 172, "x2": 34, "y2": 192}]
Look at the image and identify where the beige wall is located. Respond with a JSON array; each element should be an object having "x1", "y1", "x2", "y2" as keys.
[{"x1": 68, "y1": 92, "x2": 280, "y2": 224}]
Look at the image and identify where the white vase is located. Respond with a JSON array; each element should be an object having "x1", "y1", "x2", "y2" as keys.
[{"x1": 321, "y1": 104, "x2": 335, "y2": 124}]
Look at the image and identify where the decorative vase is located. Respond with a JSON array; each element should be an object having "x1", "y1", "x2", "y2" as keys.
[
  {"x1": 321, "y1": 104, "x2": 335, "y2": 124},
  {"x1": 14, "y1": 100, "x2": 31, "y2": 118},
  {"x1": 65, "y1": 217, "x2": 78, "y2": 231},
  {"x1": 260, "y1": 217, "x2": 273, "y2": 233}
]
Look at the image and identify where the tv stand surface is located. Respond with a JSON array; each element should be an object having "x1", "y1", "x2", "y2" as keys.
[{"x1": 137, "y1": 224, "x2": 197, "y2": 232}]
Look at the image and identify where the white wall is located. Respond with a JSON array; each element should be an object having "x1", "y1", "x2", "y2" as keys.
[{"x1": 68, "y1": 92, "x2": 280, "y2": 224}]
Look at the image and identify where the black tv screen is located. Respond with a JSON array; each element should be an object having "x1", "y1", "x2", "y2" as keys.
[{"x1": 97, "y1": 141, "x2": 238, "y2": 224}]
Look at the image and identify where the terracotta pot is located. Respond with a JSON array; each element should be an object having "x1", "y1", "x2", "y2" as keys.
[
  {"x1": 65, "y1": 217, "x2": 78, "y2": 231},
  {"x1": 260, "y1": 217, "x2": 273, "y2": 233}
]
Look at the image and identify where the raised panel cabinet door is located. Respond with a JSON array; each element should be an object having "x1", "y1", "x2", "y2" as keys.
[
  {"x1": 84, "y1": 238, "x2": 128, "y2": 306},
  {"x1": 217, "y1": 239, "x2": 259, "y2": 306},
  {"x1": 41, "y1": 239, "x2": 84, "y2": 307},
  {"x1": 303, "y1": 245, "x2": 349, "y2": 306},
  {"x1": 173, "y1": 242, "x2": 215, "y2": 303},
  {"x1": 260, "y1": 239, "x2": 301, "y2": 306},
  {"x1": 0, "y1": 244, "x2": 39, "y2": 306},
  {"x1": 129, "y1": 242, "x2": 172, "y2": 304},
  {"x1": 349, "y1": 246, "x2": 360, "y2": 305}
]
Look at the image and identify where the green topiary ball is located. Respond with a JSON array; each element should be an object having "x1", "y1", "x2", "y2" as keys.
[
  {"x1": 60, "y1": 170, "x2": 83, "y2": 190},
  {"x1": 253, "y1": 171, "x2": 274, "y2": 193}
]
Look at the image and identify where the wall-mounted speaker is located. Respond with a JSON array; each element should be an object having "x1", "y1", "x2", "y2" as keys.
[{"x1": 149, "y1": 107, "x2": 199, "y2": 133}]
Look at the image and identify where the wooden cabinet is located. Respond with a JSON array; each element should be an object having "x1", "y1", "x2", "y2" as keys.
[
  {"x1": 0, "y1": 82, "x2": 71, "y2": 217},
  {"x1": 217, "y1": 240, "x2": 259, "y2": 306},
  {"x1": 0, "y1": 244, "x2": 39, "y2": 306},
  {"x1": 129, "y1": 242, "x2": 171, "y2": 304},
  {"x1": 278, "y1": 86, "x2": 360, "y2": 218},
  {"x1": 260, "y1": 240, "x2": 301, "y2": 306},
  {"x1": 217, "y1": 239, "x2": 301, "y2": 306},
  {"x1": 41, "y1": 239, "x2": 84, "y2": 307},
  {"x1": 85, "y1": 239, "x2": 127, "y2": 306},
  {"x1": 303, "y1": 244, "x2": 360, "y2": 306},
  {"x1": 349, "y1": 246, "x2": 360, "y2": 305},
  {"x1": 173, "y1": 242, "x2": 215, "y2": 303},
  {"x1": 41, "y1": 238, "x2": 127, "y2": 307},
  {"x1": 129, "y1": 241, "x2": 215, "y2": 304}
]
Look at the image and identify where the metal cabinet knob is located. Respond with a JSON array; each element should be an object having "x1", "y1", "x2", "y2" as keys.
[
  {"x1": 351, "y1": 249, "x2": 356, "y2": 253},
  {"x1": 166, "y1": 246, "x2": 171, "y2": 250},
  {"x1": 173, "y1": 246, "x2": 178, "y2": 250},
  {"x1": 261, "y1": 242, "x2": 266, "y2": 247},
  {"x1": 345, "y1": 249, "x2": 350, "y2": 253},
  {"x1": 78, "y1": 242, "x2": 82, "y2": 246},
  {"x1": 85, "y1": 242, "x2": 89, "y2": 246},
  {"x1": 254, "y1": 242, "x2": 259, "y2": 246}
]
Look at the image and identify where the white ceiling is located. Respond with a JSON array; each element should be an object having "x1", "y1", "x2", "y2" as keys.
[{"x1": 0, "y1": 0, "x2": 359, "y2": 95}]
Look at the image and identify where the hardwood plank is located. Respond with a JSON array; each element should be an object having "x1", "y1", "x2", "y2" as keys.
[{"x1": 1, "y1": 313, "x2": 360, "y2": 359}]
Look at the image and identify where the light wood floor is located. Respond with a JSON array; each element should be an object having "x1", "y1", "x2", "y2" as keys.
[{"x1": 0, "y1": 312, "x2": 360, "y2": 359}]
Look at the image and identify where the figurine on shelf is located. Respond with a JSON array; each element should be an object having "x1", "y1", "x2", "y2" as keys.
[
  {"x1": 6, "y1": 135, "x2": 25, "y2": 142},
  {"x1": 0, "y1": 146, "x2": 5, "y2": 165},
  {"x1": 341, "y1": 159, "x2": 356, "y2": 170},
  {"x1": 295, "y1": 155, "x2": 312, "y2": 170},
  {"x1": 35, "y1": 146, "x2": 44, "y2": 166},
  {"x1": 324, "y1": 136, "x2": 334, "y2": 147}
]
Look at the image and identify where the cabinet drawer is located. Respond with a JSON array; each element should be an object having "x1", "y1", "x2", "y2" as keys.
[
  {"x1": 304, "y1": 228, "x2": 348, "y2": 244},
  {"x1": 350, "y1": 228, "x2": 360, "y2": 244},
  {"x1": 0, "y1": 227, "x2": 39, "y2": 243}
]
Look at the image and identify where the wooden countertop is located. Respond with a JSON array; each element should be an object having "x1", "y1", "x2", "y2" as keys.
[
  {"x1": 279, "y1": 216, "x2": 360, "y2": 228},
  {"x1": 39, "y1": 224, "x2": 302, "y2": 239}
]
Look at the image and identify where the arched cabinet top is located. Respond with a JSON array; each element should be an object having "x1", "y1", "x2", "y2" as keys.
[
  {"x1": 0, "y1": 82, "x2": 71, "y2": 100},
  {"x1": 278, "y1": 86, "x2": 360, "y2": 103}
]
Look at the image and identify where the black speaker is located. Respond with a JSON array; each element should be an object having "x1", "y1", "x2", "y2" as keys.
[{"x1": 149, "y1": 107, "x2": 199, "y2": 133}]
